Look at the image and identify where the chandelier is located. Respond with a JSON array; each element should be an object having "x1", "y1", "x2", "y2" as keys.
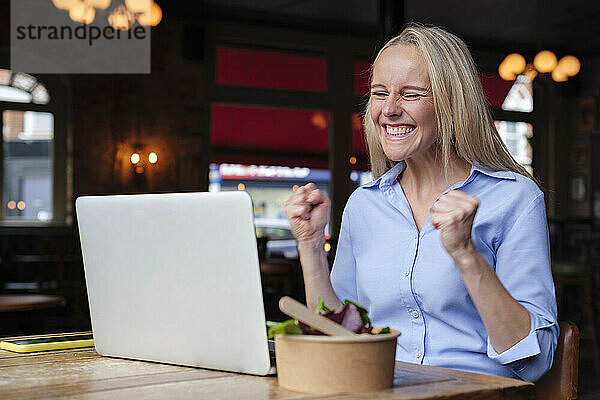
[
  {"x1": 52, "y1": 0, "x2": 162, "y2": 29},
  {"x1": 498, "y1": 50, "x2": 580, "y2": 83}
]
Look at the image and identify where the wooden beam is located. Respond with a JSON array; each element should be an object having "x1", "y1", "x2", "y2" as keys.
[{"x1": 327, "y1": 48, "x2": 354, "y2": 244}]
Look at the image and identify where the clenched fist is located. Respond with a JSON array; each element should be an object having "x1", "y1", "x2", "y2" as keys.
[
  {"x1": 284, "y1": 183, "x2": 330, "y2": 243},
  {"x1": 430, "y1": 190, "x2": 479, "y2": 261}
]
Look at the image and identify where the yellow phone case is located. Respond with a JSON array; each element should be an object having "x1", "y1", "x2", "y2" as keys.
[{"x1": 0, "y1": 332, "x2": 94, "y2": 353}]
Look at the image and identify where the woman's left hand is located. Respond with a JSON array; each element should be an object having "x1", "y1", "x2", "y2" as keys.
[{"x1": 430, "y1": 190, "x2": 479, "y2": 262}]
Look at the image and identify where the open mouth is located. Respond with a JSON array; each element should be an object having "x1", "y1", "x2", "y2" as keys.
[{"x1": 384, "y1": 124, "x2": 416, "y2": 137}]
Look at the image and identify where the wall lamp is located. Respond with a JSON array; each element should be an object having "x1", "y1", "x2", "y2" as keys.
[{"x1": 130, "y1": 151, "x2": 158, "y2": 174}]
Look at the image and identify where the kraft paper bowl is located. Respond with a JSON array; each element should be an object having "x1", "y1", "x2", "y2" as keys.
[{"x1": 275, "y1": 328, "x2": 401, "y2": 394}]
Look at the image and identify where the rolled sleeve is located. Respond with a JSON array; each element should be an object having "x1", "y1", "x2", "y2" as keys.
[
  {"x1": 330, "y1": 208, "x2": 358, "y2": 303},
  {"x1": 491, "y1": 193, "x2": 559, "y2": 382},
  {"x1": 487, "y1": 312, "x2": 558, "y2": 381}
]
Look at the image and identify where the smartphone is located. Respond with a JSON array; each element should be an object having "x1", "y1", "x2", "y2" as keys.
[{"x1": 0, "y1": 332, "x2": 94, "y2": 353}]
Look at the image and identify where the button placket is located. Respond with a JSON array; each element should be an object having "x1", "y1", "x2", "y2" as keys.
[{"x1": 409, "y1": 228, "x2": 424, "y2": 362}]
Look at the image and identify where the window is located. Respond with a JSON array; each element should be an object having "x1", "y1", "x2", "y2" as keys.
[
  {"x1": 480, "y1": 73, "x2": 535, "y2": 173},
  {"x1": 207, "y1": 25, "x2": 376, "y2": 240},
  {"x1": 210, "y1": 102, "x2": 331, "y2": 220},
  {"x1": 495, "y1": 120, "x2": 533, "y2": 173},
  {"x1": 0, "y1": 70, "x2": 50, "y2": 105},
  {"x1": 211, "y1": 44, "x2": 330, "y2": 169},
  {"x1": 3, "y1": 111, "x2": 54, "y2": 221},
  {"x1": 0, "y1": 69, "x2": 59, "y2": 223},
  {"x1": 211, "y1": 44, "x2": 331, "y2": 222}
]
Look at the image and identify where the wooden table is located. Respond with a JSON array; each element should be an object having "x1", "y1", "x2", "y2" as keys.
[{"x1": 0, "y1": 336, "x2": 534, "y2": 399}]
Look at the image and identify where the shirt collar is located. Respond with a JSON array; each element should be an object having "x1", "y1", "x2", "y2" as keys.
[
  {"x1": 471, "y1": 163, "x2": 516, "y2": 180},
  {"x1": 361, "y1": 161, "x2": 515, "y2": 189},
  {"x1": 361, "y1": 161, "x2": 406, "y2": 189}
]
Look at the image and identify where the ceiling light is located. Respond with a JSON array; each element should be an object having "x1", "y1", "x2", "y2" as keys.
[
  {"x1": 109, "y1": 5, "x2": 135, "y2": 31},
  {"x1": 85, "y1": 0, "x2": 111, "y2": 10},
  {"x1": 499, "y1": 50, "x2": 579, "y2": 83},
  {"x1": 137, "y1": 2, "x2": 162, "y2": 26},
  {"x1": 533, "y1": 50, "x2": 558, "y2": 73},
  {"x1": 125, "y1": 0, "x2": 152, "y2": 13},
  {"x1": 498, "y1": 62, "x2": 516, "y2": 81},
  {"x1": 52, "y1": 0, "x2": 79, "y2": 10},
  {"x1": 551, "y1": 69, "x2": 568, "y2": 82},
  {"x1": 51, "y1": 0, "x2": 162, "y2": 28},
  {"x1": 503, "y1": 53, "x2": 526, "y2": 75},
  {"x1": 556, "y1": 55, "x2": 581, "y2": 77},
  {"x1": 69, "y1": 3, "x2": 95, "y2": 24}
]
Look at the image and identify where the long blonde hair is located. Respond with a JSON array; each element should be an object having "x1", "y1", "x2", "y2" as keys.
[{"x1": 364, "y1": 24, "x2": 537, "y2": 185}]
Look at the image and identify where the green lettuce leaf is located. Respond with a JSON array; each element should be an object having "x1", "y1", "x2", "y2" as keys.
[
  {"x1": 266, "y1": 319, "x2": 303, "y2": 339},
  {"x1": 317, "y1": 298, "x2": 331, "y2": 314}
]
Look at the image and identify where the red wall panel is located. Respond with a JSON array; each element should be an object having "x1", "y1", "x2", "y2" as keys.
[{"x1": 216, "y1": 47, "x2": 327, "y2": 92}]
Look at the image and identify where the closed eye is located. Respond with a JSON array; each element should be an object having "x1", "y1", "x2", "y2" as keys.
[
  {"x1": 402, "y1": 93, "x2": 423, "y2": 100},
  {"x1": 371, "y1": 91, "x2": 388, "y2": 98}
]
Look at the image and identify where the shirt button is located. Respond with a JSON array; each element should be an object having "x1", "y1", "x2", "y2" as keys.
[
  {"x1": 404, "y1": 270, "x2": 410, "y2": 277},
  {"x1": 411, "y1": 310, "x2": 420, "y2": 319},
  {"x1": 416, "y1": 351, "x2": 422, "y2": 358}
]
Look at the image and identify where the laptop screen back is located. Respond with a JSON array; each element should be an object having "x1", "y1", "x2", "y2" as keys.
[{"x1": 76, "y1": 191, "x2": 271, "y2": 375}]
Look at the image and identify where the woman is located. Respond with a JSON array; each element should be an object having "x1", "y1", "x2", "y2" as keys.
[{"x1": 284, "y1": 24, "x2": 558, "y2": 382}]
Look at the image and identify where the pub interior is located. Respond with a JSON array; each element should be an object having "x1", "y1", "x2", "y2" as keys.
[{"x1": 0, "y1": 0, "x2": 599, "y2": 398}]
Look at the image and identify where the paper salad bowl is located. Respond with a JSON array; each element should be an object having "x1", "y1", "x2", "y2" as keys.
[{"x1": 275, "y1": 328, "x2": 401, "y2": 394}]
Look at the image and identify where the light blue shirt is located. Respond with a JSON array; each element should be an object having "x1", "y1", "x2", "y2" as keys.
[{"x1": 331, "y1": 161, "x2": 558, "y2": 382}]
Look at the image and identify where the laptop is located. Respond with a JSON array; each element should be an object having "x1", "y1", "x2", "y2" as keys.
[{"x1": 76, "y1": 191, "x2": 276, "y2": 375}]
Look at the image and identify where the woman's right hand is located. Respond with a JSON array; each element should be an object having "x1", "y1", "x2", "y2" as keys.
[{"x1": 284, "y1": 183, "x2": 330, "y2": 244}]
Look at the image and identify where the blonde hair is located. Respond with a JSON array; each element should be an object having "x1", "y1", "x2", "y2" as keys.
[{"x1": 364, "y1": 24, "x2": 537, "y2": 185}]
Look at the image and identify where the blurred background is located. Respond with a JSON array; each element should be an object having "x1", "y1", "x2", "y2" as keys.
[{"x1": 0, "y1": 0, "x2": 599, "y2": 397}]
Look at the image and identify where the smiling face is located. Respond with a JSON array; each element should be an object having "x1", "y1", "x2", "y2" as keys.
[{"x1": 370, "y1": 44, "x2": 438, "y2": 162}]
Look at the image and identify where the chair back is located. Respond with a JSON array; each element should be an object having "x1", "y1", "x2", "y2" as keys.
[{"x1": 535, "y1": 321, "x2": 579, "y2": 400}]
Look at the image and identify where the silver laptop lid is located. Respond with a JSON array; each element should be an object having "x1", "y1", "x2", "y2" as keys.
[{"x1": 76, "y1": 191, "x2": 271, "y2": 375}]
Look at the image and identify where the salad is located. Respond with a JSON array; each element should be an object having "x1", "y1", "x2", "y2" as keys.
[{"x1": 267, "y1": 298, "x2": 390, "y2": 339}]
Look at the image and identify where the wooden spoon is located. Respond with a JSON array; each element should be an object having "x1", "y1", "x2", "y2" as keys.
[{"x1": 279, "y1": 296, "x2": 356, "y2": 336}]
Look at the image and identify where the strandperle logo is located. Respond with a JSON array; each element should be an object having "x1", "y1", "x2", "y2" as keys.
[
  {"x1": 15, "y1": 24, "x2": 147, "y2": 47},
  {"x1": 11, "y1": 0, "x2": 152, "y2": 74}
]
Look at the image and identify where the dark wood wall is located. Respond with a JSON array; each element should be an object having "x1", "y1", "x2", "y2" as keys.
[
  {"x1": 71, "y1": 23, "x2": 207, "y2": 198},
  {"x1": 551, "y1": 54, "x2": 600, "y2": 219}
]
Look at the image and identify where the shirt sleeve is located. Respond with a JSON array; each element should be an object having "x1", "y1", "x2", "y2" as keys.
[
  {"x1": 330, "y1": 207, "x2": 358, "y2": 303},
  {"x1": 487, "y1": 192, "x2": 559, "y2": 382}
]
